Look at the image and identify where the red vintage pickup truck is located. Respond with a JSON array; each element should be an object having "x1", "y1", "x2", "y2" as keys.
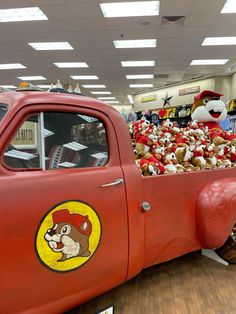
[{"x1": 0, "y1": 91, "x2": 236, "y2": 313}]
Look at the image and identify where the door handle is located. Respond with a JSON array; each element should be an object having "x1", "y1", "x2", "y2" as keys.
[{"x1": 101, "y1": 178, "x2": 124, "y2": 187}]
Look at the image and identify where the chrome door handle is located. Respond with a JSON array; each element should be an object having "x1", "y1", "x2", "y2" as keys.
[{"x1": 101, "y1": 178, "x2": 124, "y2": 187}]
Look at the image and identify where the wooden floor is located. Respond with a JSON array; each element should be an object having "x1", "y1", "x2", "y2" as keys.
[{"x1": 67, "y1": 251, "x2": 236, "y2": 314}]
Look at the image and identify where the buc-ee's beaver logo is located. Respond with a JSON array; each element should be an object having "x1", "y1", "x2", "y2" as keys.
[{"x1": 35, "y1": 201, "x2": 101, "y2": 272}]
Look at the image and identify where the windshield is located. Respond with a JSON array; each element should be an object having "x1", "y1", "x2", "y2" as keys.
[{"x1": 0, "y1": 105, "x2": 7, "y2": 122}]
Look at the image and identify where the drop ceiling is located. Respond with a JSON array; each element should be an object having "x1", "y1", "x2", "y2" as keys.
[{"x1": 0, "y1": 0, "x2": 235, "y2": 105}]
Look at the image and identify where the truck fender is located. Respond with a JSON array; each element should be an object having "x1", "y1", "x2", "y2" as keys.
[{"x1": 196, "y1": 178, "x2": 236, "y2": 248}]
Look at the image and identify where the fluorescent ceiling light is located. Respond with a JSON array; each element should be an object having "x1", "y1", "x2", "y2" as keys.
[
  {"x1": 18, "y1": 76, "x2": 46, "y2": 80},
  {"x1": 71, "y1": 75, "x2": 99, "y2": 80},
  {"x1": 221, "y1": 0, "x2": 236, "y2": 13},
  {"x1": 54, "y1": 62, "x2": 88, "y2": 68},
  {"x1": 127, "y1": 94, "x2": 134, "y2": 104},
  {"x1": 126, "y1": 74, "x2": 154, "y2": 79},
  {"x1": 0, "y1": 85, "x2": 16, "y2": 88},
  {"x1": 202, "y1": 37, "x2": 236, "y2": 46},
  {"x1": 0, "y1": 63, "x2": 26, "y2": 70},
  {"x1": 0, "y1": 7, "x2": 48, "y2": 22},
  {"x1": 121, "y1": 61, "x2": 155, "y2": 67},
  {"x1": 82, "y1": 85, "x2": 106, "y2": 88},
  {"x1": 97, "y1": 97, "x2": 116, "y2": 100},
  {"x1": 100, "y1": 1, "x2": 159, "y2": 17},
  {"x1": 106, "y1": 101, "x2": 119, "y2": 104},
  {"x1": 191, "y1": 59, "x2": 229, "y2": 65},
  {"x1": 91, "y1": 91, "x2": 111, "y2": 94},
  {"x1": 29, "y1": 42, "x2": 73, "y2": 50},
  {"x1": 129, "y1": 84, "x2": 153, "y2": 88},
  {"x1": 114, "y1": 39, "x2": 157, "y2": 48},
  {"x1": 37, "y1": 85, "x2": 54, "y2": 88}
]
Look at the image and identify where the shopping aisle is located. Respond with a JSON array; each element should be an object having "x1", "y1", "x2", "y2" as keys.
[{"x1": 68, "y1": 251, "x2": 236, "y2": 314}]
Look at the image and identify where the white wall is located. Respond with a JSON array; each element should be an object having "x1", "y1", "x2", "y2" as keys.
[
  {"x1": 133, "y1": 77, "x2": 216, "y2": 111},
  {"x1": 230, "y1": 73, "x2": 236, "y2": 99},
  {"x1": 215, "y1": 76, "x2": 231, "y2": 103}
]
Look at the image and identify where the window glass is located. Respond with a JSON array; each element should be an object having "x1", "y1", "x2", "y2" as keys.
[
  {"x1": 3, "y1": 112, "x2": 108, "y2": 170},
  {"x1": 0, "y1": 105, "x2": 8, "y2": 122}
]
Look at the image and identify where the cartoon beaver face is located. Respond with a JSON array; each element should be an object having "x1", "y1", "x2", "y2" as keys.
[
  {"x1": 191, "y1": 90, "x2": 227, "y2": 123},
  {"x1": 44, "y1": 209, "x2": 92, "y2": 262}
]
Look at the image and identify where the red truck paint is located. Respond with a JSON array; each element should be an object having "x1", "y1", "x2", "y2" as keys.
[{"x1": 0, "y1": 91, "x2": 235, "y2": 313}]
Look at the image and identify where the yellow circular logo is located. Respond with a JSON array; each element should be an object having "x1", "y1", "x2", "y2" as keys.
[{"x1": 35, "y1": 200, "x2": 101, "y2": 272}]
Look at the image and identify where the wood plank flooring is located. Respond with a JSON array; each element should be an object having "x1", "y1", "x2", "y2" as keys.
[{"x1": 67, "y1": 251, "x2": 236, "y2": 314}]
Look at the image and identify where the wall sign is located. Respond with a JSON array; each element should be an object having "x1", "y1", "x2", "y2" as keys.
[
  {"x1": 179, "y1": 86, "x2": 200, "y2": 96},
  {"x1": 141, "y1": 94, "x2": 156, "y2": 103}
]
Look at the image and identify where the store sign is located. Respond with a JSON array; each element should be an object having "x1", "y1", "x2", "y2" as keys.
[
  {"x1": 11, "y1": 121, "x2": 37, "y2": 148},
  {"x1": 179, "y1": 86, "x2": 200, "y2": 96},
  {"x1": 141, "y1": 94, "x2": 156, "y2": 103}
]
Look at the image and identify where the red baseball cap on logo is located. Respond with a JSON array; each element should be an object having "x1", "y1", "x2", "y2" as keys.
[
  {"x1": 52, "y1": 208, "x2": 92, "y2": 236},
  {"x1": 194, "y1": 90, "x2": 223, "y2": 101}
]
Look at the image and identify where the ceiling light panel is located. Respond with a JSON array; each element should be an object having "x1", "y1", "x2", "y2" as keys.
[
  {"x1": 121, "y1": 61, "x2": 155, "y2": 67},
  {"x1": 221, "y1": 0, "x2": 236, "y2": 13},
  {"x1": 126, "y1": 74, "x2": 154, "y2": 79},
  {"x1": 129, "y1": 84, "x2": 153, "y2": 87},
  {"x1": 127, "y1": 95, "x2": 134, "y2": 104},
  {"x1": 18, "y1": 76, "x2": 46, "y2": 80},
  {"x1": 0, "y1": 63, "x2": 26, "y2": 69},
  {"x1": 114, "y1": 39, "x2": 157, "y2": 48},
  {"x1": 106, "y1": 101, "x2": 119, "y2": 104},
  {"x1": 0, "y1": 7, "x2": 48, "y2": 22},
  {"x1": 202, "y1": 37, "x2": 236, "y2": 45},
  {"x1": 91, "y1": 91, "x2": 111, "y2": 94},
  {"x1": 71, "y1": 76, "x2": 99, "y2": 80},
  {"x1": 54, "y1": 62, "x2": 88, "y2": 68},
  {"x1": 191, "y1": 59, "x2": 229, "y2": 65},
  {"x1": 29, "y1": 42, "x2": 73, "y2": 50},
  {"x1": 82, "y1": 85, "x2": 106, "y2": 88},
  {"x1": 100, "y1": 1, "x2": 159, "y2": 17},
  {"x1": 0, "y1": 85, "x2": 16, "y2": 88}
]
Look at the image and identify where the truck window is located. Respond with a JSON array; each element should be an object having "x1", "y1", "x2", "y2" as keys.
[
  {"x1": 3, "y1": 112, "x2": 108, "y2": 170},
  {"x1": 0, "y1": 104, "x2": 7, "y2": 122}
]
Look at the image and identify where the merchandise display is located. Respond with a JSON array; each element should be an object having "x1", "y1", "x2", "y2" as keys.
[{"x1": 131, "y1": 90, "x2": 236, "y2": 176}]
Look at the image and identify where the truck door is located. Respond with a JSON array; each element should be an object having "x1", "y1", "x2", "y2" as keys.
[{"x1": 0, "y1": 105, "x2": 128, "y2": 313}]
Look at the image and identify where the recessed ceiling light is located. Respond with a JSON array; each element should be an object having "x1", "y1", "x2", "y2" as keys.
[
  {"x1": 126, "y1": 74, "x2": 154, "y2": 79},
  {"x1": 97, "y1": 97, "x2": 116, "y2": 100},
  {"x1": 127, "y1": 95, "x2": 134, "y2": 104},
  {"x1": 121, "y1": 61, "x2": 155, "y2": 67},
  {"x1": 0, "y1": 7, "x2": 48, "y2": 22},
  {"x1": 106, "y1": 101, "x2": 119, "y2": 104},
  {"x1": 18, "y1": 76, "x2": 46, "y2": 80},
  {"x1": 29, "y1": 42, "x2": 73, "y2": 50},
  {"x1": 191, "y1": 59, "x2": 229, "y2": 65},
  {"x1": 100, "y1": 1, "x2": 159, "y2": 17},
  {"x1": 202, "y1": 37, "x2": 236, "y2": 45},
  {"x1": 91, "y1": 91, "x2": 111, "y2": 94},
  {"x1": 82, "y1": 85, "x2": 106, "y2": 88},
  {"x1": 71, "y1": 75, "x2": 99, "y2": 80},
  {"x1": 0, "y1": 85, "x2": 16, "y2": 88},
  {"x1": 114, "y1": 39, "x2": 157, "y2": 48},
  {"x1": 0, "y1": 63, "x2": 26, "y2": 69},
  {"x1": 221, "y1": 0, "x2": 236, "y2": 13},
  {"x1": 54, "y1": 62, "x2": 88, "y2": 68},
  {"x1": 129, "y1": 84, "x2": 153, "y2": 88}
]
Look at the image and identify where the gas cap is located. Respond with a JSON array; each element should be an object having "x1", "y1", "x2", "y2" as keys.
[{"x1": 141, "y1": 201, "x2": 151, "y2": 212}]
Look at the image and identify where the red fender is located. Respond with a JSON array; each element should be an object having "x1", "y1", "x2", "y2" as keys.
[{"x1": 196, "y1": 178, "x2": 236, "y2": 248}]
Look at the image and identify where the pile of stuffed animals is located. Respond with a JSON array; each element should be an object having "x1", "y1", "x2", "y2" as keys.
[{"x1": 130, "y1": 90, "x2": 236, "y2": 176}]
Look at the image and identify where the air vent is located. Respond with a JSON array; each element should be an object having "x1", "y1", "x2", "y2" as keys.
[
  {"x1": 154, "y1": 74, "x2": 169, "y2": 79},
  {"x1": 161, "y1": 16, "x2": 185, "y2": 27}
]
